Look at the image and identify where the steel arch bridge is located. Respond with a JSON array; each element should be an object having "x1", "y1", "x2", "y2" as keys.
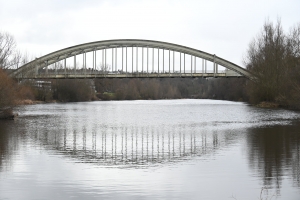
[{"x1": 9, "y1": 39, "x2": 253, "y2": 79}]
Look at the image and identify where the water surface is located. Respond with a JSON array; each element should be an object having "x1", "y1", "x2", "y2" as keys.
[{"x1": 0, "y1": 99, "x2": 299, "y2": 199}]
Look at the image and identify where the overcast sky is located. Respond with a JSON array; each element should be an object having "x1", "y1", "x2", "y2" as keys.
[{"x1": 1, "y1": 0, "x2": 299, "y2": 66}]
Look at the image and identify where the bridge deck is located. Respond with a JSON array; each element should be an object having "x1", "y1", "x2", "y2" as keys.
[{"x1": 20, "y1": 72, "x2": 242, "y2": 79}]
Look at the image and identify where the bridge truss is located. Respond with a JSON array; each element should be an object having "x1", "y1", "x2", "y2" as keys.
[{"x1": 9, "y1": 39, "x2": 252, "y2": 79}]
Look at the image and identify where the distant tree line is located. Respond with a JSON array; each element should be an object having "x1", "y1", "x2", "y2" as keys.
[
  {"x1": 94, "y1": 77, "x2": 247, "y2": 101},
  {"x1": 19, "y1": 79, "x2": 96, "y2": 103},
  {"x1": 52, "y1": 79, "x2": 96, "y2": 102},
  {"x1": 23, "y1": 77, "x2": 247, "y2": 103}
]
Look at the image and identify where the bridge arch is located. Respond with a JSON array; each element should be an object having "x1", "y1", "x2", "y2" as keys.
[{"x1": 10, "y1": 39, "x2": 253, "y2": 79}]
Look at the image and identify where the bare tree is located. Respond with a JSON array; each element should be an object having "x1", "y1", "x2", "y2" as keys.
[
  {"x1": 96, "y1": 63, "x2": 111, "y2": 74},
  {"x1": 244, "y1": 20, "x2": 300, "y2": 108},
  {"x1": 0, "y1": 32, "x2": 18, "y2": 69},
  {"x1": 283, "y1": 23, "x2": 300, "y2": 108}
]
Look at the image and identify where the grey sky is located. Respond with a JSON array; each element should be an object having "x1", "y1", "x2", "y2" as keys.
[{"x1": 0, "y1": 0, "x2": 299, "y2": 66}]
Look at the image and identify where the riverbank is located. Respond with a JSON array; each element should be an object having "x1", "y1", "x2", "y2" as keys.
[
  {"x1": 255, "y1": 101, "x2": 300, "y2": 111},
  {"x1": 256, "y1": 101, "x2": 280, "y2": 108},
  {"x1": 1, "y1": 100, "x2": 56, "y2": 120},
  {"x1": 0, "y1": 114, "x2": 17, "y2": 120},
  {"x1": 15, "y1": 99, "x2": 57, "y2": 105},
  {"x1": 0, "y1": 109, "x2": 18, "y2": 120}
]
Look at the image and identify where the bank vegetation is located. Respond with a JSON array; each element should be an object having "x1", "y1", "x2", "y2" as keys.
[
  {"x1": 0, "y1": 32, "x2": 34, "y2": 119},
  {"x1": 244, "y1": 20, "x2": 300, "y2": 109}
]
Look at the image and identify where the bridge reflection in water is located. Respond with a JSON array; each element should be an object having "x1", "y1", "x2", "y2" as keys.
[{"x1": 32, "y1": 124, "x2": 232, "y2": 166}]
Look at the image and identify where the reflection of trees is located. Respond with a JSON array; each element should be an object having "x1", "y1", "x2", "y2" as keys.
[
  {"x1": 0, "y1": 121, "x2": 21, "y2": 172},
  {"x1": 246, "y1": 123, "x2": 300, "y2": 192},
  {"x1": 0, "y1": 122, "x2": 9, "y2": 170}
]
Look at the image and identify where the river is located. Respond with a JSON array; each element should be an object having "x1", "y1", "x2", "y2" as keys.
[{"x1": 0, "y1": 99, "x2": 299, "y2": 199}]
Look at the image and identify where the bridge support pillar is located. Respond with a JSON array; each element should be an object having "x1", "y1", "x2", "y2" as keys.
[
  {"x1": 142, "y1": 47, "x2": 144, "y2": 74},
  {"x1": 136, "y1": 47, "x2": 138, "y2": 74},
  {"x1": 95, "y1": 50, "x2": 98, "y2": 75},
  {"x1": 194, "y1": 56, "x2": 196, "y2": 73},
  {"x1": 84, "y1": 52, "x2": 87, "y2": 78},
  {"x1": 64, "y1": 57, "x2": 66, "y2": 78},
  {"x1": 35, "y1": 64, "x2": 38, "y2": 77},
  {"x1": 184, "y1": 53, "x2": 185, "y2": 74},
  {"x1": 202, "y1": 59, "x2": 204, "y2": 77},
  {"x1": 158, "y1": 48, "x2": 159, "y2": 76},
  {"x1": 152, "y1": 48, "x2": 154, "y2": 73},
  {"x1": 191, "y1": 55, "x2": 193, "y2": 76},
  {"x1": 105, "y1": 48, "x2": 107, "y2": 76},
  {"x1": 112, "y1": 48, "x2": 114, "y2": 73},
  {"x1": 163, "y1": 49, "x2": 164, "y2": 73},
  {"x1": 45, "y1": 61, "x2": 48, "y2": 76},
  {"x1": 55, "y1": 61, "x2": 57, "y2": 76},
  {"x1": 173, "y1": 51, "x2": 175, "y2": 73},
  {"x1": 169, "y1": 50, "x2": 170, "y2": 75},
  {"x1": 213, "y1": 54, "x2": 216, "y2": 77},
  {"x1": 180, "y1": 52, "x2": 181, "y2": 74},
  {"x1": 74, "y1": 55, "x2": 76, "y2": 78},
  {"x1": 122, "y1": 47, "x2": 124, "y2": 72},
  {"x1": 92, "y1": 50, "x2": 95, "y2": 75},
  {"x1": 147, "y1": 47, "x2": 149, "y2": 74},
  {"x1": 115, "y1": 48, "x2": 117, "y2": 72}
]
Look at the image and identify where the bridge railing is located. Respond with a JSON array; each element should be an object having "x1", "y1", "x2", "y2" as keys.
[{"x1": 21, "y1": 69, "x2": 241, "y2": 79}]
